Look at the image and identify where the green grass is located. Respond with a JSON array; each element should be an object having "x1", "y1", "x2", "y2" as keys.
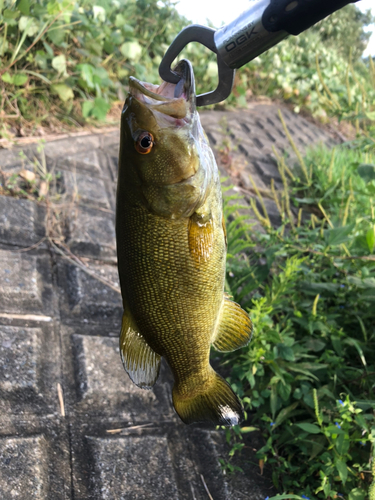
[{"x1": 221, "y1": 137, "x2": 375, "y2": 498}]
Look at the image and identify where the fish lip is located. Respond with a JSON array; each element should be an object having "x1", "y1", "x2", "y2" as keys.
[{"x1": 128, "y1": 59, "x2": 196, "y2": 122}]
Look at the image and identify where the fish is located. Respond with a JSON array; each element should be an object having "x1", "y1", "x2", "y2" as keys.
[{"x1": 116, "y1": 59, "x2": 252, "y2": 426}]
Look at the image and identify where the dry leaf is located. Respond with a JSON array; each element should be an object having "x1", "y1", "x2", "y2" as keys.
[
  {"x1": 259, "y1": 458, "x2": 264, "y2": 475},
  {"x1": 19, "y1": 169, "x2": 36, "y2": 182},
  {"x1": 39, "y1": 181, "x2": 48, "y2": 197}
]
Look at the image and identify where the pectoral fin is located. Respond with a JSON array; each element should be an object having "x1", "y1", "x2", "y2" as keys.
[
  {"x1": 120, "y1": 307, "x2": 161, "y2": 389},
  {"x1": 188, "y1": 213, "x2": 214, "y2": 264},
  {"x1": 213, "y1": 295, "x2": 252, "y2": 352}
]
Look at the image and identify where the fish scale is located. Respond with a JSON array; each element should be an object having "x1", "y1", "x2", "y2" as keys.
[
  {"x1": 116, "y1": 59, "x2": 252, "y2": 425},
  {"x1": 118, "y1": 202, "x2": 225, "y2": 365}
]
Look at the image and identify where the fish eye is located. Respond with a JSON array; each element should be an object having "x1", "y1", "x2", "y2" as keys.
[{"x1": 135, "y1": 131, "x2": 154, "y2": 154}]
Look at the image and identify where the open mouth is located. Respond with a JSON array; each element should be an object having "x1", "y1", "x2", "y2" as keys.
[{"x1": 128, "y1": 59, "x2": 196, "y2": 123}]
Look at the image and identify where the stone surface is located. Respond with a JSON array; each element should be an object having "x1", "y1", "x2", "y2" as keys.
[
  {"x1": 0, "y1": 250, "x2": 53, "y2": 316},
  {"x1": 0, "y1": 104, "x2": 340, "y2": 499},
  {"x1": 0, "y1": 429, "x2": 70, "y2": 500},
  {"x1": 0, "y1": 195, "x2": 46, "y2": 248},
  {"x1": 0, "y1": 323, "x2": 59, "y2": 415},
  {"x1": 63, "y1": 171, "x2": 110, "y2": 209},
  {"x1": 67, "y1": 205, "x2": 116, "y2": 259},
  {"x1": 0, "y1": 436, "x2": 49, "y2": 499},
  {"x1": 57, "y1": 260, "x2": 122, "y2": 323},
  {"x1": 65, "y1": 333, "x2": 171, "y2": 419},
  {"x1": 87, "y1": 435, "x2": 179, "y2": 499}
]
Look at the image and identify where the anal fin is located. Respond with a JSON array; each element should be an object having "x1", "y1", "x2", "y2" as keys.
[
  {"x1": 120, "y1": 305, "x2": 161, "y2": 389},
  {"x1": 213, "y1": 295, "x2": 252, "y2": 352}
]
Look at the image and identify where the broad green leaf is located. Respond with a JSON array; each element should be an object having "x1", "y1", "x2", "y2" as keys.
[
  {"x1": 346, "y1": 276, "x2": 375, "y2": 288},
  {"x1": 32, "y1": 3, "x2": 47, "y2": 17},
  {"x1": 52, "y1": 54, "x2": 67, "y2": 75},
  {"x1": 35, "y1": 50, "x2": 49, "y2": 70},
  {"x1": 366, "y1": 111, "x2": 375, "y2": 121},
  {"x1": 92, "y1": 67, "x2": 110, "y2": 87},
  {"x1": 335, "y1": 459, "x2": 348, "y2": 484},
  {"x1": 295, "y1": 422, "x2": 321, "y2": 434},
  {"x1": 324, "y1": 224, "x2": 355, "y2": 246},
  {"x1": 347, "y1": 276, "x2": 366, "y2": 288},
  {"x1": 120, "y1": 41, "x2": 142, "y2": 61},
  {"x1": 326, "y1": 424, "x2": 345, "y2": 435},
  {"x1": 115, "y1": 13, "x2": 126, "y2": 27},
  {"x1": 309, "y1": 436, "x2": 326, "y2": 460},
  {"x1": 3, "y1": 9, "x2": 20, "y2": 20},
  {"x1": 348, "y1": 489, "x2": 367, "y2": 500},
  {"x1": 91, "y1": 97, "x2": 110, "y2": 121},
  {"x1": 1, "y1": 72, "x2": 14, "y2": 84},
  {"x1": 82, "y1": 100, "x2": 94, "y2": 118},
  {"x1": 305, "y1": 338, "x2": 326, "y2": 352},
  {"x1": 47, "y1": 28, "x2": 65, "y2": 46},
  {"x1": 278, "y1": 382, "x2": 291, "y2": 401},
  {"x1": 13, "y1": 73, "x2": 28, "y2": 86},
  {"x1": 103, "y1": 40, "x2": 114, "y2": 54},
  {"x1": 357, "y1": 164, "x2": 375, "y2": 183},
  {"x1": 277, "y1": 344, "x2": 295, "y2": 361},
  {"x1": 78, "y1": 63, "x2": 94, "y2": 88},
  {"x1": 85, "y1": 39, "x2": 102, "y2": 57},
  {"x1": 51, "y1": 83, "x2": 73, "y2": 102},
  {"x1": 274, "y1": 402, "x2": 299, "y2": 428},
  {"x1": 331, "y1": 336, "x2": 343, "y2": 355},
  {"x1": 16, "y1": 0, "x2": 29, "y2": 15},
  {"x1": 335, "y1": 433, "x2": 350, "y2": 455},
  {"x1": 317, "y1": 386, "x2": 335, "y2": 400}
]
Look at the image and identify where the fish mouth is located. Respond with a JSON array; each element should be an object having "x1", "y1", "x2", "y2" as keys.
[{"x1": 128, "y1": 59, "x2": 196, "y2": 126}]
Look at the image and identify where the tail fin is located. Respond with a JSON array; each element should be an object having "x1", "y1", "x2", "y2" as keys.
[{"x1": 173, "y1": 371, "x2": 244, "y2": 426}]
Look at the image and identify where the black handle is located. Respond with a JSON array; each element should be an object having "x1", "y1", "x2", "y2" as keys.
[{"x1": 263, "y1": 0, "x2": 358, "y2": 35}]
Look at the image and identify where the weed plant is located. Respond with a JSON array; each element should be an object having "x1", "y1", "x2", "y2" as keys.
[
  {"x1": 0, "y1": 0, "x2": 373, "y2": 136},
  {"x1": 221, "y1": 134, "x2": 375, "y2": 498}
]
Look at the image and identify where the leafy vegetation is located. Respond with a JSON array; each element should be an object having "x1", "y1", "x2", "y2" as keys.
[
  {"x1": 221, "y1": 94, "x2": 375, "y2": 499},
  {"x1": 0, "y1": 0, "x2": 373, "y2": 138},
  {"x1": 310, "y1": 4, "x2": 374, "y2": 60},
  {"x1": 1, "y1": 1, "x2": 374, "y2": 497},
  {"x1": 0, "y1": 0, "x2": 191, "y2": 135}
]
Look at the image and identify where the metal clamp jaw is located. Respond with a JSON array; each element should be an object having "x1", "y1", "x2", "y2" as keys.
[
  {"x1": 159, "y1": 0, "x2": 359, "y2": 107},
  {"x1": 158, "y1": 25, "x2": 235, "y2": 107}
]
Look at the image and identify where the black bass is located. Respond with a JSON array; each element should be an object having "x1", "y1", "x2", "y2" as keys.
[{"x1": 116, "y1": 59, "x2": 252, "y2": 426}]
